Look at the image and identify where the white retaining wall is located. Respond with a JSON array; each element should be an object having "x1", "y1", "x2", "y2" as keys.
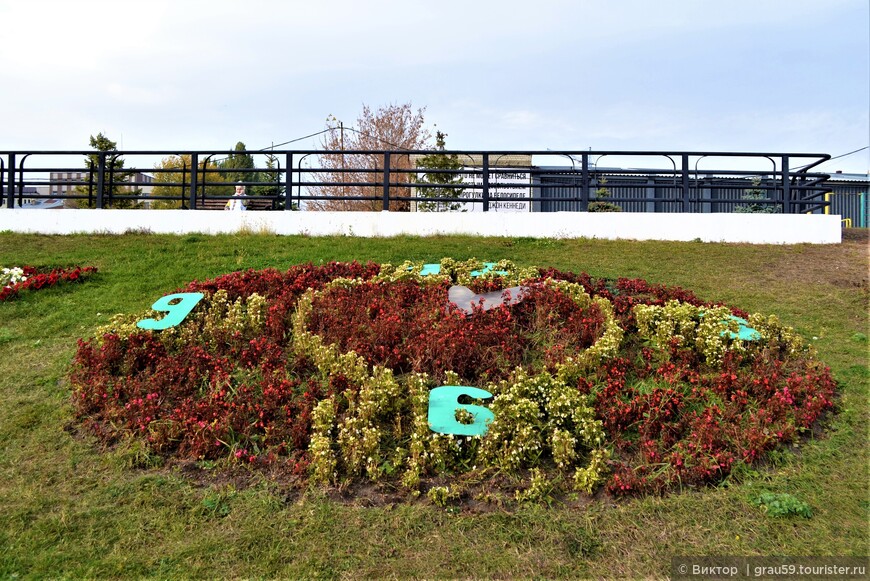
[{"x1": 0, "y1": 209, "x2": 843, "y2": 244}]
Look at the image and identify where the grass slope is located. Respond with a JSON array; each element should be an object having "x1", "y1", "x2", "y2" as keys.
[{"x1": 0, "y1": 232, "x2": 867, "y2": 579}]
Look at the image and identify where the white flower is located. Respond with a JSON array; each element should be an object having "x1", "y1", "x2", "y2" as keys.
[{"x1": 1, "y1": 266, "x2": 28, "y2": 289}]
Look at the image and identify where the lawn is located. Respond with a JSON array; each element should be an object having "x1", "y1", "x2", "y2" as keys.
[{"x1": 1, "y1": 231, "x2": 867, "y2": 579}]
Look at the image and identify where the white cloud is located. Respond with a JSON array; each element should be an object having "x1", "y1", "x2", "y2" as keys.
[{"x1": 0, "y1": 0, "x2": 865, "y2": 174}]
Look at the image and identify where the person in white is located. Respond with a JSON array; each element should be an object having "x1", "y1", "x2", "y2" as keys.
[{"x1": 225, "y1": 184, "x2": 247, "y2": 211}]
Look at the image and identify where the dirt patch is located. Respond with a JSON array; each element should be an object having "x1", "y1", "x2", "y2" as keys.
[
  {"x1": 160, "y1": 458, "x2": 605, "y2": 513},
  {"x1": 842, "y1": 228, "x2": 869, "y2": 244},
  {"x1": 759, "y1": 233, "x2": 869, "y2": 290}
]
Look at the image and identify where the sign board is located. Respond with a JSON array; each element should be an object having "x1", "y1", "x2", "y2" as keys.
[{"x1": 459, "y1": 167, "x2": 531, "y2": 212}]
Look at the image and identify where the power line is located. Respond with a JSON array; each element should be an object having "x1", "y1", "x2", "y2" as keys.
[
  {"x1": 341, "y1": 126, "x2": 417, "y2": 151},
  {"x1": 793, "y1": 146, "x2": 869, "y2": 171},
  {"x1": 826, "y1": 146, "x2": 868, "y2": 163},
  {"x1": 258, "y1": 129, "x2": 332, "y2": 151},
  {"x1": 207, "y1": 129, "x2": 332, "y2": 165},
  {"x1": 259, "y1": 123, "x2": 412, "y2": 153}
]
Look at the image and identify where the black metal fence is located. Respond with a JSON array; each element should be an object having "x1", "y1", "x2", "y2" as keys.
[{"x1": 0, "y1": 149, "x2": 836, "y2": 214}]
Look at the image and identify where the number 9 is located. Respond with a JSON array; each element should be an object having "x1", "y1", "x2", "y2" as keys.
[{"x1": 136, "y1": 292, "x2": 204, "y2": 331}]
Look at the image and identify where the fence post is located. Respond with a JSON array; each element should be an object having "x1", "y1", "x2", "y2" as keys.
[
  {"x1": 781, "y1": 156, "x2": 791, "y2": 214},
  {"x1": 581, "y1": 154, "x2": 589, "y2": 211},
  {"x1": 482, "y1": 153, "x2": 490, "y2": 212},
  {"x1": 16, "y1": 154, "x2": 28, "y2": 208},
  {"x1": 96, "y1": 152, "x2": 106, "y2": 209},
  {"x1": 382, "y1": 151, "x2": 391, "y2": 211},
  {"x1": 5, "y1": 153, "x2": 14, "y2": 208},
  {"x1": 681, "y1": 154, "x2": 690, "y2": 212},
  {"x1": 87, "y1": 161, "x2": 94, "y2": 207},
  {"x1": 189, "y1": 153, "x2": 198, "y2": 209},
  {"x1": 180, "y1": 160, "x2": 187, "y2": 209},
  {"x1": 108, "y1": 155, "x2": 116, "y2": 208},
  {"x1": 292, "y1": 153, "x2": 293, "y2": 210}
]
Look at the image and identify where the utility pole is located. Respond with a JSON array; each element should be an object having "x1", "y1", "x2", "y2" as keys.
[{"x1": 340, "y1": 122, "x2": 345, "y2": 200}]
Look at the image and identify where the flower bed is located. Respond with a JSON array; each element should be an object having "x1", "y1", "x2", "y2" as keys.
[
  {"x1": 69, "y1": 259, "x2": 835, "y2": 500},
  {"x1": 1, "y1": 265, "x2": 97, "y2": 302}
]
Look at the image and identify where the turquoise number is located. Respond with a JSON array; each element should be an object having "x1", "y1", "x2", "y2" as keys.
[
  {"x1": 414, "y1": 262, "x2": 507, "y2": 277},
  {"x1": 702, "y1": 310, "x2": 761, "y2": 342},
  {"x1": 725, "y1": 315, "x2": 761, "y2": 341},
  {"x1": 136, "y1": 292, "x2": 204, "y2": 331},
  {"x1": 427, "y1": 385, "x2": 494, "y2": 437}
]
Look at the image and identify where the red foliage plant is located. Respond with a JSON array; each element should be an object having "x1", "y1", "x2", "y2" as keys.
[
  {"x1": 69, "y1": 261, "x2": 836, "y2": 497},
  {"x1": 1, "y1": 265, "x2": 97, "y2": 302}
]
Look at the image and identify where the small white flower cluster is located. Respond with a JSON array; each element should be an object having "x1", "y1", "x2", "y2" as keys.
[
  {"x1": 376, "y1": 257, "x2": 539, "y2": 288},
  {"x1": 309, "y1": 397, "x2": 338, "y2": 484},
  {"x1": 479, "y1": 368, "x2": 608, "y2": 490},
  {"x1": 295, "y1": 291, "x2": 414, "y2": 482},
  {"x1": 515, "y1": 467, "x2": 552, "y2": 502},
  {"x1": 634, "y1": 300, "x2": 699, "y2": 348},
  {"x1": 95, "y1": 290, "x2": 268, "y2": 350},
  {"x1": 427, "y1": 485, "x2": 453, "y2": 507},
  {"x1": 1, "y1": 266, "x2": 27, "y2": 289},
  {"x1": 200, "y1": 290, "x2": 266, "y2": 338},
  {"x1": 541, "y1": 280, "x2": 624, "y2": 382},
  {"x1": 633, "y1": 300, "x2": 756, "y2": 366},
  {"x1": 295, "y1": 273, "x2": 613, "y2": 494},
  {"x1": 747, "y1": 313, "x2": 807, "y2": 358}
]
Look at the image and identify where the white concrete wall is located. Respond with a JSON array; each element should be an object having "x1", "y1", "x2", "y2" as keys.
[{"x1": 0, "y1": 209, "x2": 843, "y2": 244}]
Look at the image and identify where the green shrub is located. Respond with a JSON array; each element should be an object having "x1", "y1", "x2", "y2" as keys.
[{"x1": 751, "y1": 492, "x2": 813, "y2": 518}]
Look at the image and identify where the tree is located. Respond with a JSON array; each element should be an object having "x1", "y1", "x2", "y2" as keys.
[
  {"x1": 252, "y1": 152, "x2": 286, "y2": 205},
  {"x1": 587, "y1": 177, "x2": 622, "y2": 212},
  {"x1": 312, "y1": 103, "x2": 431, "y2": 211},
  {"x1": 734, "y1": 177, "x2": 780, "y2": 214},
  {"x1": 219, "y1": 141, "x2": 256, "y2": 187},
  {"x1": 75, "y1": 133, "x2": 138, "y2": 208},
  {"x1": 150, "y1": 155, "x2": 228, "y2": 209},
  {"x1": 415, "y1": 131, "x2": 464, "y2": 212}
]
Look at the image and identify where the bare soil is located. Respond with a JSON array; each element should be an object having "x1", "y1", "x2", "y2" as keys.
[{"x1": 761, "y1": 230, "x2": 869, "y2": 290}]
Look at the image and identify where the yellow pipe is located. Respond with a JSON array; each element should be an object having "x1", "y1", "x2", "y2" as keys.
[
  {"x1": 824, "y1": 192, "x2": 832, "y2": 215},
  {"x1": 842, "y1": 218, "x2": 852, "y2": 228}
]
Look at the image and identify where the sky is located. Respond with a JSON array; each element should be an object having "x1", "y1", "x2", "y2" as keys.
[{"x1": 2, "y1": 0, "x2": 868, "y2": 173}]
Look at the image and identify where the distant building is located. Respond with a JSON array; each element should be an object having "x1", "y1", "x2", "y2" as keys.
[
  {"x1": 1, "y1": 186, "x2": 47, "y2": 207},
  {"x1": 411, "y1": 154, "x2": 534, "y2": 213},
  {"x1": 1, "y1": 171, "x2": 156, "y2": 208},
  {"x1": 409, "y1": 156, "x2": 868, "y2": 226},
  {"x1": 824, "y1": 172, "x2": 869, "y2": 228},
  {"x1": 45, "y1": 171, "x2": 154, "y2": 208}
]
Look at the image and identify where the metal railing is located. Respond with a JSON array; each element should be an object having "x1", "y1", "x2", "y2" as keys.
[{"x1": 1, "y1": 149, "x2": 834, "y2": 214}]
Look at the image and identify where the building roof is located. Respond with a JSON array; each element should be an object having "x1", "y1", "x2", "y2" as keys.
[
  {"x1": 826, "y1": 172, "x2": 870, "y2": 183},
  {"x1": 1, "y1": 186, "x2": 41, "y2": 194},
  {"x1": 411, "y1": 153, "x2": 532, "y2": 168}
]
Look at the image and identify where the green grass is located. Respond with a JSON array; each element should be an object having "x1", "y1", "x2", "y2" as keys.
[{"x1": 1, "y1": 232, "x2": 867, "y2": 579}]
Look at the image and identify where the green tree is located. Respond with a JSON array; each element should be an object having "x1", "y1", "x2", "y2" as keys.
[
  {"x1": 587, "y1": 177, "x2": 622, "y2": 212},
  {"x1": 252, "y1": 152, "x2": 286, "y2": 205},
  {"x1": 75, "y1": 133, "x2": 138, "y2": 208},
  {"x1": 150, "y1": 155, "x2": 228, "y2": 209},
  {"x1": 415, "y1": 131, "x2": 464, "y2": 212},
  {"x1": 735, "y1": 177, "x2": 780, "y2": 214},
  {"x1": 219, "y1": 141, "x2": 256, "y2": 187}
]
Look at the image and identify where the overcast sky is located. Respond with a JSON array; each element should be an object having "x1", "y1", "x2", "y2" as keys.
[{"x1": 2, "y1": 0, "x2": 868, "y2": 173}]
